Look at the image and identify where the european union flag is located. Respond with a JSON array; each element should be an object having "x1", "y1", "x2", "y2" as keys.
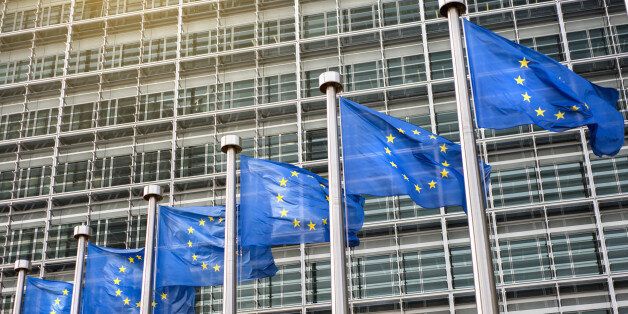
[
  {"x1": 82, "y1": 243, "x2": 195, "y2": 313},
  {"x1": 22, "y1": 277, "x2": 72, "y2": 314},
  {"x1": 340, "y1": 97, "x2": 491, "y2": 210},
  {"x1": 464, "y1": 20, "x2": 623, "y2": 157},
  {"x1": 239, "y1": 156, "x2": 365, "y2": 247},
  {"x1": 155, "y1": 205, "x2": 278, "y2": 287}
]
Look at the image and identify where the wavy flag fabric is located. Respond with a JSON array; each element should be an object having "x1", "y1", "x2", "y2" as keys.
[
  {"x1": 339, "y1": 97, "x2": 491, "y2": 211},
  {"x1": 239, "y1": 155, "x2": 365, "y2": 247},
  {"x1": 155, "y1": 205, "x2": 278, "y2": 287},
  {"x1": 464, "y1": 19, "x2": 623, "y2": 157},
  {"x1": 81, "y1": 243, "x2": 195, "y2": 314},
  {"x1": 22, "y1": 277, "x2": 72, "y2": 314}
]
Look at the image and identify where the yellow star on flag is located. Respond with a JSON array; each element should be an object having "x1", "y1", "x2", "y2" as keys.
[
  {"x1": 440, "y1": 169, "x2": 449, "y2": 178},
  {"x1": 414, "y1": 184, "x2": 422, "y2": 193},
  {"x1": 276, "y1": 194, "x2": 284, "y2": 202},
  {"x1": 136, "y1": 302, "x2": 141, "y2": 308},
  {"x1": 384, "y1": 147, "x2": 391, "y2": 155},
  {"x1": 187, "y1": 240, "x2": 193, "y2": 247},
  {"x1": 113, "y1": 277, "x2": 121, "y2": 285},
  {"x1": 519, "y1": 57, "x2": 530, "y2": 68},
  {"x1": 136, "y1": 255, "x2": 142, "y2": 260},
  {"x1": 187, "y1": 227, "x2": 194, "y2": 234},
  {"x1": 199, "y1": 219, "x2": 205, "y2": 226},
  {"x1": 62, "y1": 289, "x2": 69, "y2": 296},
  {"x1": 119, "y1": 266, "x2": 126, "y2": 273},
  {"x1": 218, "y1": 217, "x2": 224, "y2": 223},
  {"x1": 208, "y1": 216, "x2": 214, "y2": 222},
  {"x1": 290, "y1": 171, "x2": 299, "y2": 177},
  {"x1": 397, "y1": 128, "x2": 405, "y2": 134},
  {"x1": 571, "y1": 105, "x2": 579, "y2": 111},
  {"x1": 442, "y1": 161, "x2": 450, "y2": 167},
  {"x1": 152, "y1": 301, "x2": 157, "y2": 308},
  {"x1": 50, "y1": 311, "x2": 56, "y2": 314},
  {"x1": 584, "y1": 103, "x2": 590, "y2": 109},
  {"x1": 429, "y1": 134, "x2": 437, "y2": 140},
  {"x1": 192, "y1": 254, "x2": 198, "y2": 261},
  {"x1": 514, "y1": 75, "x2": 525, "y2": 85},
  {"x1": 554, "y1": 111, "x2": 565, "y2": 119},
  {"x1": 325, "y1": 195, "x2": 329, "y2": 202},
  {"x1": 280, "y1": 209, "x2": 288, "y2": 217},
  {"x1": 440, "y1": 144, "x2": 447, "y2": 153},
  {"x1": 213, "y1": 264, "x2": 221, "y2": 272},
  {"x1": 202, "y1": 262, "x2": 208, "y2": 270},
  {"x1": 522, "y1": 92, "x2": 531, "y2": 102},
  {"x1": 123, "y1": 298, "x2": 130, "y2": 305},
  {"x1": 428, "y1": 180, "x2": 437, "y2": 189},
  {"x1": 322, "y1": 218, "x2": 328, "y2": 225},
  {"x1": 161, "y1": 292, "x2": 167, "y2": 300},
  {"x1": 412, "y1": 129, "x2": 420, "y2": 135},
  {"x1": 308, "y1": 221, "x2": 316, "y2": 231},
  {"x1": 535, "y1": 107, "x2": 545, "y2": 116},
  {"x1": 128, "y1": 257, "x2": 134, "y2": 263},
  {"x1": 386, "y1": 134, "x2": 395, "y2": 143},
  {"x1": 115, "y1": 289, "x2": 122, "y2": 296},
  {"x1": 402, "y1": 174, "x2": 409, "y2": 181},
  {"x1": 279, "y1": 177, "x2": 288, "y2": 187},
  {"x1": 390, "y1": 161, "x2": 397, "y2": 168},
  {"x1": 292, "y1": 218, "x2": 301, "y2": 228},
  {"x1": 54, "y1": 298, "x2": 61, "y2": 305}
]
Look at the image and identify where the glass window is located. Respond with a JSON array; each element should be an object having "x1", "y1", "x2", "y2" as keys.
[
  {"x1": 351, "y1": 253, "x2": 400, "y2": 298},
  {"x1": 540, "y1": 162, "x2": 588, "y2": 202},
  {"x1": 605, "y1": 228, "x2": 628, "y2": 272},
  {"x1": 403, "y1": 248, "x2": 448, "y2": 293},
  {"x1": 258, "y1": 263, "x2": 302, "y2": 308},
  {"x1": 501, "y1": 237, "x2": 552, "y2": 283},
  {"x1": 306, "y1": 260, "x2": 330, "y2": 303},
  {"x1": 429, "y1": 51, "x2": 453, "y2": 80},
  {"x1": 552, "y1": 232, "x2": 603, "y2": 277},
  {"x1": 46, "y1": 224, "x2": 77, "y2": 259},
  {"x1": 450, "y1": 246, "x2": 474, "y2": 288}
]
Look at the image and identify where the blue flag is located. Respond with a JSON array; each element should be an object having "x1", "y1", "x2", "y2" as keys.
[
  {"x1": 22, "y1": 277, "x2": 72, "y2": 314},
  {"x1": 155, "y1": 205, "x2": 278, "y2": 287},
  {"x1": 239, "y1": 155, "x2": 365, "y2": 247},
  {"x1": 82, "y1": 243, "x2": 195, "y2": 313},
  {"x1": 339, "y1": 97, "x2": 491, "y2": 210},
  {"x1": 464, "y1": 19, "x2": 623, "y2": 157}
]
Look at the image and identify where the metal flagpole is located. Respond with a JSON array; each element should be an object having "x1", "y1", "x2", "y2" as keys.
[
  {"x1": 70, "y1": 225, "x2": 90, "y2": 314},
  {"x1": 140, "y1": 185, "x2": 163, "y2": 314},
  {"x1": 12, "y1": 259, "x2": 29, "y2": 314},
  {"x1": 438, "y1": 1, "x2": 499, "y2": 312},
  {"x1": 319, "y1": 71, "x2": 349, "y2": 313},
  {"x1": 221, "y1": 135, "x2": 242, "y2": 314}
]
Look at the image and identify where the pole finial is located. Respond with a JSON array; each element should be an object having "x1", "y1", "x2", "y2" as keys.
[
  {"x1": 143, "y1": 185, "x2": 163, "y2": 201},
  {"x1": 439, "y1": 0, "x2": 466, "y2": 17},
  {"x1": 14, "y1": 259, "x2": 30, "y2": 271},
  {"x1": 220, "y1": 135, "x2": 242, "y2": 154},
  {"x1": 319, "y1": 71, "x2": 343, "y2": 94},
  {"x1": 73, "y1": 225, "x2": 91, "y2": 240}
]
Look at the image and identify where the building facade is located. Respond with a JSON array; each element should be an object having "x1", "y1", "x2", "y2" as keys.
[{"x1": 0, "y1": 0, "x2": 626, "y2": 312}]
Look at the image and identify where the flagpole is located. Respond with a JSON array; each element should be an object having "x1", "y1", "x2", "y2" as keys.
[
  {"x1": 319, "y1": 71, "x2": 349, "y2": 314},
  {"x1": 12, "y1": 259, "x2": 29, "y2": 314},
  {"x1": 439, "y1": 1, "x2": 499, "y2": 312},
  {"x1": 140, "y1": 184, "x2": 162, "y2": 314},
  {"x1": 221, "y1": 134, "x2": 242, "y2": 314},
  {"x1": 70, "y1": 225, "x2": 90, "y2": 314}
]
